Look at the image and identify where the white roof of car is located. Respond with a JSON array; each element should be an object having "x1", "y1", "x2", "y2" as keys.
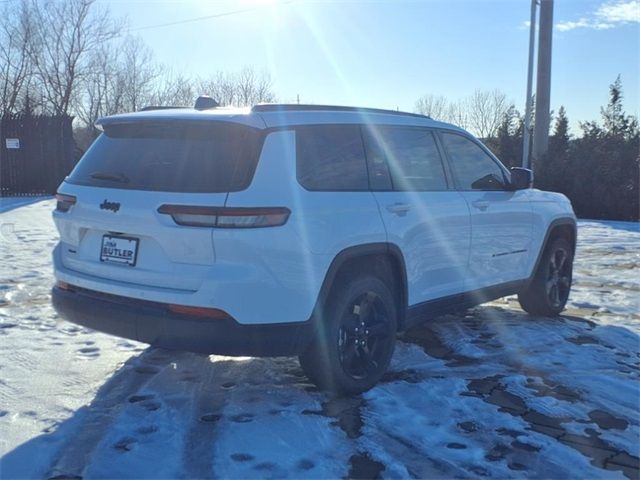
[{"x1": 97, "y1": 104, "x2": 464, "y2": 133}]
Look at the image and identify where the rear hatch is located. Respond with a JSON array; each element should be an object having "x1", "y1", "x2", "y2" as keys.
[{"x1": 54, "y1": 119, "x2": 262, "y2": 292}]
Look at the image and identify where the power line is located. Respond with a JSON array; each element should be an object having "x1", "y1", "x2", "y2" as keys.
[{"x1": 129, "y1": 0, "x2": 296, "y2": 32}]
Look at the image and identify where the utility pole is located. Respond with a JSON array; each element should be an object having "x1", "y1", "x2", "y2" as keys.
[
  {"x1": 522, "y1": 0, "x2": 538, "y2": 169},
  {"x1": 532, "y1": 0, "x2": 554, "y2": 167}
]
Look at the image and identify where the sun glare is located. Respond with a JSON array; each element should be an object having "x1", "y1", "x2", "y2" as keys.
[{"x1": 238, "y1": 0, "x2": 281, "y2": 7}]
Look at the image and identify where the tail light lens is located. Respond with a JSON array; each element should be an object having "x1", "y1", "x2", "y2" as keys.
[
  {"x1": 55, "y1": 193, "x2": 77, "y2": 212},
  {"x1": 157, "y1": 205, "x2": 290, "y2": 228}
]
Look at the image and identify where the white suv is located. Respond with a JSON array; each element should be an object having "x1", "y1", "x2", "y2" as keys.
[{"x1": 52, "y1": 100, "x2": 577, "y2": 393}]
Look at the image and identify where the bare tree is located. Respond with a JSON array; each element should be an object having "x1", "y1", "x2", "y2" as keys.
[
  {"x1": 445, "y1": 100, "x2": 470, "y2": 130},
  {"x1": 0, "y1": 1, "x2": 276, "y2": 130},
  {"x1": 120, "y1": 36, "x2": 159, "y2": 112},
  {"x1": 236, "y1": 67, "x2": 257, "y2": 106},
  {"x1": 414, "y1": 94, "x2": 448, "y2": 120},
  {"x1": 195, "y1": 67, "x2": 275, "y2": 107},
  {"x1": 0, "y1": 1, "x2": 35, "y2": 115},
  {"x1": 79, "y1": 35, "x2": 165, "y2": 128},
  {"x1": 28, "y1": 0, "x2": 121, "y2": 115},
  {"x1": 76, "y1": 45, "x2": 123, "y2": 130},
  {"x1": 151, "y1": 70, "x2": 195, "y2": 107},
  {"x1": 195, "y1": 71, "x2": 236, "y2": 106},
  {"x1": 465, "y1": 89, "x2": 509, "y2": 138},
  {"x1": 413, "y1": 90, "x2": 508, "y2": 136},
  {"x1": 413, "y1": 94, "x2": 474, "y2": 131},
  {"x1": 235, "y1": 67, "x2": 275, "y2": 106}
]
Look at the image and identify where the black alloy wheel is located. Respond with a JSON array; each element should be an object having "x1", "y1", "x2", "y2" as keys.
[
  {"x1": 299, "y1": 274, "x2": 397, "y2": 395},
  {"x1": 518, "y1": 236, "x2": 574, "y2": 316},
  {"x1": 545, "y1": 245, "x2": 572, "y2": 309},
  {"x1": 338, "y1": 292, "x2": 393, "y2": 380}
]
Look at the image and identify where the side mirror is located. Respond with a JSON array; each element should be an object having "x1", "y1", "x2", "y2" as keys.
[{"x1": 509, "y1": 167, "x2": 533, "y2": 190}]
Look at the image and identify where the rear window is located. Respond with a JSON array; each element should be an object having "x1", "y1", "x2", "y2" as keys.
[
  {"x1": 296, "y1": 124, "x2": 368, "y2": 191},
  {"x1": 66, "y1": 122, "x2": 262, "y2": 193}
]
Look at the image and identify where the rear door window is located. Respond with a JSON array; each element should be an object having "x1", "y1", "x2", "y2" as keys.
[
  {"x1": 66, "y1": 122, "x2": 261, "y2": 193},
  {"x1": 296, "y1": 125, "x2": 368, "y2": 191},
  {"x1": 362, "y1": 126, "x2": 448, "y2": 191}
]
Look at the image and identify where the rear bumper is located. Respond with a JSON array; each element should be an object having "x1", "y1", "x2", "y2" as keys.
[{"x1": 52, "y1": 286, "x2": 312, "y2": 356}]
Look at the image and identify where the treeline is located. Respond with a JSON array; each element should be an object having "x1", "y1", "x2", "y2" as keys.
[
  {"x1": 3, "y1": 1, "x2": 637, "y2": 220},
  {"x1": 415, "y1": 77, "x2": 639, "y2": 221},
  {"x1": 0, "y1": 0, "x2": 276, "y2": 149},
  {"x1": 487, "y1": 77, "x2": 638, "y2": 221}
]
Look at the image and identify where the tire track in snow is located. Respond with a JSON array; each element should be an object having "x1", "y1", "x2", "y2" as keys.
[
  {"x1": 180, "y1": 357, "x2": 233, "y2": 479},
  {"x1": 45, "y1": 349, "x2": 174, "y2": 479},
  {"x1": 41, "y1": 353, "x2": 357, "y2": 478},
  {"x1": 209, "y1": 357, "x2": 356, "y2": 478}
]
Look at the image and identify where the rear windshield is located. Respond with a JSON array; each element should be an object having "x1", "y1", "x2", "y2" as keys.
[{"x1": 66, "y1": 122, "x2": 262, "y2": 193}]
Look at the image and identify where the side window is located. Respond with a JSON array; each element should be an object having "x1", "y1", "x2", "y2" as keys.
[
  {"x1": 361, "y1": 126, "x2": 392, "y2": 190},
  {"x1": 440, "y1": 133, "x2": 507, "y2": 191},
  {"x1": 296, "y1": 125, "x2": 368, "y2": 191},
  {"x1": 363, "y1": 126, "x2": 448, "y2": 191}
]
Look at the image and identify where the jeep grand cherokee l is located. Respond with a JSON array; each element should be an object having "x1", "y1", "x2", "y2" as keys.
[{"x1": 52, "y1": 101, "x2": 577, "y2": 393}]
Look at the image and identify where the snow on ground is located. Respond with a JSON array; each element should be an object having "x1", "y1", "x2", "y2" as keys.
[
  {"x1": 0, "y1": 199, "x2": 638, "y2": 479},
  {"x1": 569, "y1": 221, "x2": 640, "y2": 320},
  {"x1": 0, "y1": 196, "x2": 51, "y2": 214}
]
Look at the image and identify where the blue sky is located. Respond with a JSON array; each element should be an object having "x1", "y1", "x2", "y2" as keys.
[{"x1": 105, "y1": 0, "x2": 638, "y2": 132}]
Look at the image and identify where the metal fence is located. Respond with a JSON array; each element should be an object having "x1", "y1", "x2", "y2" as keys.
[{"x1": 0, "y1": 114, "x2": 76, "y2": 196}]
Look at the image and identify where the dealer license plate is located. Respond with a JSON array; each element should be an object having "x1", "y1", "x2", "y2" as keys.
[{"x1": 100, "y1": 235, "x2": 139, "y2": 266}]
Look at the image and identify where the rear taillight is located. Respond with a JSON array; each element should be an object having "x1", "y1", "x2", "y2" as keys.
[
  {"x1": 55, "y1": 193, "x2": 77, "y2": 212},
  {"x1": 157, "y1": 205, "x2": 290, "y2": 228}
]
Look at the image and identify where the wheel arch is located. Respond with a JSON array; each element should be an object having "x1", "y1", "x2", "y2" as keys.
[
  {"x1": 527, "y1": 217, "x2": 577, "y2": 286},
  {"x1": 313, "y1": 243, "x2": 408, "y2": 330}
]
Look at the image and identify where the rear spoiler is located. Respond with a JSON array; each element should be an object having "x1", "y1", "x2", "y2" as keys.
[{"x1": 94, "y1": 107, "x2": 258, "y2": 131}]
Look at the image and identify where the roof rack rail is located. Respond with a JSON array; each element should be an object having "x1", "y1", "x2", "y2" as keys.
[
  {"x1": 251, "y1": 103, "x2": 430, "y2": 119},
  {"x1": 139, "y1": 106, "x2": 188, "y2": 112}
]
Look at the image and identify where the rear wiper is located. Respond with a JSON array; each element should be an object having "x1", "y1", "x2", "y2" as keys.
[{"x1": 90, "y1": 171, "x2": 130, "y2": 183}]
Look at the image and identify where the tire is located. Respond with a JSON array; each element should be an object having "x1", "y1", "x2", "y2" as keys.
[
  {"x1": 299, "y1": 274, "x2": 398, "y2": 395},
  {"x1": 518, "y1": 237, "x2": 573, "y2": 316}
]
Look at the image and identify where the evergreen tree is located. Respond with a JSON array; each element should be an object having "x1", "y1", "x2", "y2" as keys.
[
  {"x1": 601, "y1": 75, "x2": 638, "y2": 140},
  {"x1": 550, "y1": 106, "x2": 570, "y2": 153},
  {"x1": 420, "y1": 77, "x2": 639, "y2": 220},
  {"x1": 538, "y1": 106, "x2": 571, "y2": 193},
  {"x1": 570, "y1": 76, "x2": 639, "y2": 220},
  {"x1": 486, "y1": 105, "x2": 523, "y2": 168}
]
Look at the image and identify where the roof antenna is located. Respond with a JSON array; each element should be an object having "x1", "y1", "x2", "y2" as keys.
[{"x1": 194, "y1": 95, "x2": 220, "y2": 110}]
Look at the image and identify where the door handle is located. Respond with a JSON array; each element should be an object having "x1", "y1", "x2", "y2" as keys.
[
  {"x1": 386, "y1": 203, "x2": 411, "y2": 216},
  {"x1": 472, "y1": 200, "x2": 490, "y2": 211}
]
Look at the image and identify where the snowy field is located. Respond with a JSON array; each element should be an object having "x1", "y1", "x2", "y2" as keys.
[{"x1": 0, "y1": 198, "x2": 638, "y2": 479}]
